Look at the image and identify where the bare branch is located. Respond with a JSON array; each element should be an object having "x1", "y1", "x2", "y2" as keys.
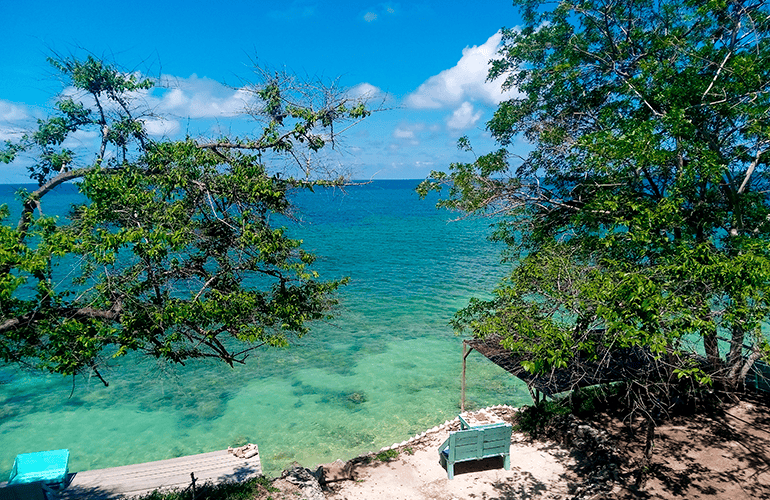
[{"x1": 738, "y1": 145, "x2": 767, "y2": 194}]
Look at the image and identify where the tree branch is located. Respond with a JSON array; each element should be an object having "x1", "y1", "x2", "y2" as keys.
[
  {"x1": 0, "y1": 302, "x2": 122, "y2": 335},
  {"x1": 15, "y1": 167, "x2": 96, "y2": 240},
  {"x1": 738, "y1": 145, "x2": 766, "y2": 194}
]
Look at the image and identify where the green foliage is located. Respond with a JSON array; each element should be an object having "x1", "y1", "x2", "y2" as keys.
[
  {"x1": 136, "y1": 476, "x2": 278, "y2": 500},
  {"x1": 238, "y1": 69, "x2": 371, "y2": 163},
  {"x1": 514, "y1": 385, "x2": 624, "y2": 437},
  {"x1": 512, "y1": 400, "x2": 571, "y2": 438},
  {"x1": 0, "y1": 55, "x2": 369, "y2": 382},
  {"x1": 373, "y1": 449, "x2": 400, "y2": 462},
  {"x1": 423, "y1": 0, "x2": 770, "y2": 404},
  {"x1": 569, "y1": 384, "x2": 623, "y2": 417}
]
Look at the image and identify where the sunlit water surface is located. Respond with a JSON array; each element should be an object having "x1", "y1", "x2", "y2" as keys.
[{"x1": 0, "y1": 180, "x2": 531, "y2": 478}]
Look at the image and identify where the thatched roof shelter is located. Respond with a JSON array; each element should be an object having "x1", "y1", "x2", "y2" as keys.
[{"x1": 461, "y1": 334, "x2": 678, "y2": 409}]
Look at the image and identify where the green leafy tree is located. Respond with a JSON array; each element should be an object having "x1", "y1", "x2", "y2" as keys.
[
  {"x1": 421, "y1": 0, "x2": 770, "y2": 420},
  {"x1": 0, "y1": 55, "x2": 369, "y2": 384}
]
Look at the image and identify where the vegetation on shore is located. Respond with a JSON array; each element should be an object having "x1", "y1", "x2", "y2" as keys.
[
  {"x1": 421, "y1": 0, "x2": 770, "y2": 462},
  {"x1": 136, "y1": 476, "x2": 277, "y2": 500},
  {"x1": 3, "y1": 0, "x2": 770, "y2": 496}
]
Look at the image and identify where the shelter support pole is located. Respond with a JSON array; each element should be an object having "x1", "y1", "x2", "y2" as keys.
[{"x1": 461, "y1": 341, "x2": 473, "y2": 413}]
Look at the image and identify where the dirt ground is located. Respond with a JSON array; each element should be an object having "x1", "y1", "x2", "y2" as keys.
[
  {"x1": 259, "y1": 396, "x2": 770, "y2": 499},
  {"x1": 608, "y1": 396, "x2": 770, "y2": 499}
]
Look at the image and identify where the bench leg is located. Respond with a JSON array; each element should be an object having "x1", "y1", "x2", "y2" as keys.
[
  {"x1": 503, "y1": 453, "x2": 511, "y2": 471},
  {"x1": 447, "y1": 462, "x2": 454, "y2": 480}
]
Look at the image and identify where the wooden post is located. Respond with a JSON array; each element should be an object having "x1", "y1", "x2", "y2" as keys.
[
  {"x1": 461, "y1": 341, "x2": 473, "y2": 413},
  {"x1": 462, "y1": 341, "x2": 467, "y2": 412}
]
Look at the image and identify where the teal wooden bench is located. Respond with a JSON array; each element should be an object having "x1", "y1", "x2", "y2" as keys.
[{"x1": 438, "y1": 418, "x2": 512, "y2": 479}]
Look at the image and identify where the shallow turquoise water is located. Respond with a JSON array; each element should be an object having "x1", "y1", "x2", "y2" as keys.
[{"x1": 0, "y1": 180, "x2": 531, "y2": 478}]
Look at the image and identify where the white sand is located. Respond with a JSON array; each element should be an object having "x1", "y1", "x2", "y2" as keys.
[{"x1": 324, "y1": 407, "x2": 575, "y2": 500}]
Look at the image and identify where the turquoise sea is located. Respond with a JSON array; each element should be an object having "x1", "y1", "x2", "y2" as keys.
[{"x1": 0, "y1": 179, "x2": 531, "y2": 478}]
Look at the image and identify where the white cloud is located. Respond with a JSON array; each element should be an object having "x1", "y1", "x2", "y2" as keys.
[
  {"x1": 33, "y1": 76, "x2": 249, "y2": 146},
  {"x1": 0, "y1": 127, "x2": 24, "y2": 142},
  {"x1": 59, "y1": 74, "x2": 253, "y2": 124},
  {"x1": 142, "y1": 117, "x2": 180, "y2": 137},
  {"x1": 393, "y1": 127, "x2": 415, "y2": 139},
  {"x1": 406, "y1": 31, "x2": 519, "y2": 109},
  {"x1": 0, "y1": 100, "x2": 29, "y2": 122},
  {"x1": 392, "y1": 123, "x2": 424, "y2": 146},
  {"x1": 446, "y1": 101, "x2": 482, "y2": 131},
  {"x1": 0, "y1": 100, "x2": 32, "y2": 142},
  {"x1": 155, "y1": 75, "x2": 252, "y2": 119},
  {"x1": 348, "y1": 82, "x2": 385, "y2": 100},
  {"x1": 61, "y1": 129, "x2": 99, "y2": 150},
  {"x1": 362, "y1": 4, "x2": 397, "y2": 22}
]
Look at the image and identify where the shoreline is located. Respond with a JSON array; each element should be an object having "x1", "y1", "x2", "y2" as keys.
[
  {"x1": 371, "y1": 404, "x2": 520, "y2": 456},
  {"x1": 266, "y1": 396, "x2": 770, "y2": 499},
  {"x1": 296, "y1": 404, "x2": 575, "y2": 500}
]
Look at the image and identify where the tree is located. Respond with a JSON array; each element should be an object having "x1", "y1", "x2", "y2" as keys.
[
  {"x1": 0, "y1": 55, "x2": 369, "y2": 385},
  {"x1": 420, "y1": 0, "x2": 770, "y2": 434}
]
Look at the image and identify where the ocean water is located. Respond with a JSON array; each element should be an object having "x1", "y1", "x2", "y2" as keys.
[{"x1": 0, "y1": 180, "x2": 531, "y2": 478}]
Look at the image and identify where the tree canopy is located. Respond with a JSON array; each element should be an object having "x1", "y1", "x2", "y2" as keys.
[
  {"x1": 420, "y1": 0, "x2": 770, "y2": 409},
  {"x1": 0, "y1": 55, "x2": 369, "y2": 384}
]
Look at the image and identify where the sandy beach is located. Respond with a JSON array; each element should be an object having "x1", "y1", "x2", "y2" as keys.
[
  {"x1": 266, "y1": 405, "x2": 577, "y2": 500},
  {"x1": 261, "y1": 398, "x2": 770, "y2": 500},
  {"x1": 325, "y1": 419, "x2": 573, "y2": 500}
]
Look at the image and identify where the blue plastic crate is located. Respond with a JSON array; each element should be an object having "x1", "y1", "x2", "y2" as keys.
[{"x1": 8, "y1": 449, "x2": 69, "y2": 487}]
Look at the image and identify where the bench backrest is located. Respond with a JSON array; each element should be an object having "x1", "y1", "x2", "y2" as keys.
[{"x1": 447, "y1": 424, "x2": 511, "y2": 462}]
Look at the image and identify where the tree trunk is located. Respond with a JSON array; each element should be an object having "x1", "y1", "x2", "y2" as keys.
[
  {"x1": 725, "y1": 323, "x2": 746, "y2": 389},
  {"x1": 643, "y1": 416, "x2": 655, "y2": 462},
  {"x1": 703, "y1": 327, "x2": 721, "y2": 371},
  {"x1": 727, "y1": 343, "x2": 764, "y2": 391},
  {"x1": 635, "y1": 416, "x2": 656, "y2": 488}
]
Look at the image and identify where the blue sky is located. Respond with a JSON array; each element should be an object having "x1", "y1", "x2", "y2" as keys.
[{"x1": 0, "y1": 1, "x2": 525, "y2": 182}]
